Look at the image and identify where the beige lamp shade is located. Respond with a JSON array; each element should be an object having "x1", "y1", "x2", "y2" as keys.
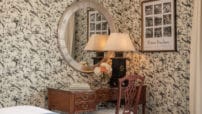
[
  {"x1": 84, "y1": 34, "x2": 108, "y2": 51},
  {"x1": 104, "y1": 33, "x2": 135, "y2": 52}
]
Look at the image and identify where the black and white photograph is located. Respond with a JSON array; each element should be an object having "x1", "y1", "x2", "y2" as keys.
[
  {"x1": 154, "y1": 17, "x2": 162, "y2": 26},
  {"x1": 146, "y1": 28, "x2": 153, "y2": 38},
  {"x1": 155, "y1": 27, "x2": 162, "y2": 37},
  {"x1": 145, "y1": 5, "x2": 153, "y2": 15},
  {"x1": 163, "y1": 2, "x2": 172, "y2": 13},
  {"x1": 163, "y1": 14, "x2": 172, "y2": 25},
  {"x1": 141, "y1": 0, "x2": 176, "y2": 51},
  {"x1": 163, "y1": 26, "x2": 172, "y2": 37},
  {"x1": 154, "y1": 4, "x2": 162, "y2": 14},
  {"x1": 146, "y1": 17, "x2": 153, "y2": 27}
]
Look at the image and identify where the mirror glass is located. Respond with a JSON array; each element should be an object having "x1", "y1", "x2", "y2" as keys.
[
  {"x1": 58, "y1": 0, "x2": 116, "y2": 73},
  {"x1": 65, "y1": 8, "x2": 110, "y2": 66}
]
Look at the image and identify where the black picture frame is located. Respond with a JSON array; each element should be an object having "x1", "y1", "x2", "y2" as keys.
[{"x1": 141, "y1": 0, "x2": 177, "y2": 52}]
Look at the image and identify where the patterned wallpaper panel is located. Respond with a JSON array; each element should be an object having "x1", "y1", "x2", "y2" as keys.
[{"x1": 0, "y1": 0, "x2": 192, "y2": 114}]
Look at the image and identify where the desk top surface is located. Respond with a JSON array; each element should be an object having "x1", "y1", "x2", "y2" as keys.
[{"x1": 48, "y1": 85, "x2": 146, "y2": 93}]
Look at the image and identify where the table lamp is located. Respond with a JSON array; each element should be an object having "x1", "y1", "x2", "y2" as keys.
[
  {"x1": 104, "y1": 33, "x2": 135, "y2": 87},
  {"x1": 84, "y1": 34, "x2": 108, "y2": 64}
]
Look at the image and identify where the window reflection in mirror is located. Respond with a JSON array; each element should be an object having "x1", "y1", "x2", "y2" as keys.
[{"x1": 65, "y1": 8, "x2": 109, "y2": 67}]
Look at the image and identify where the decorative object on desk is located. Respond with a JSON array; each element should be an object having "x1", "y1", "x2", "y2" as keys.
[
  {"x1": 80, "y1": 61, "x2": 91, "y2": 71},
  {"x1": 94, "y1": 62, "x2": 112, "y2": 87},
  {"x1": 141, "y1": 0, "x2": 176, "y2": 51},
  {"x1": 104, "y1": 33, "x2": 135, "y2": 87},
  {"x1": 69, "y1": 83, "x2": 91, "y2": 90},
  {"x1": 84, "y1": 34, "x2": 109, "y2": 64}
]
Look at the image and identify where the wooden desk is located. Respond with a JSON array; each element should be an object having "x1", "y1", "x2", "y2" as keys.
[{"x1": 48, "y1": 86, "x2": 146, "y2": 114}]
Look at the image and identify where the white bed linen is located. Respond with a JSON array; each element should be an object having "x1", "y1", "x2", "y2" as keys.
[{"x1": 0, "y1": 105, "x2": 57, "y2": 114}]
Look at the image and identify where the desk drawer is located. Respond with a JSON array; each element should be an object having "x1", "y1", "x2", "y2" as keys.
[
  {"x1": 96, "y1": 91, "x2": 110, "y2": 101},
  {"x1": 48, "y1": 89, "x2": 69, "y2": 112},
  {"x1": 74, "y1": 101, "x2": 96, "y2": 111},
  {"x1": 75, "y1": 92, "x2": 95, "y2": 102},
  {"x1": 109, "y1": 89, "x2": 119, "y2": 100}
]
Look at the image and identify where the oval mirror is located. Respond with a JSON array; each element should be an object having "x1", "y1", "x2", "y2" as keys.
[{"x1": 58, "y1": 0, "x2": 116, "y2": 73}]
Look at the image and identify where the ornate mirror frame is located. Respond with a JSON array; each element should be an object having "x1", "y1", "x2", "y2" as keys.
[{"x1": 58, "y1": 0, "x2": 116, "y2": 73}]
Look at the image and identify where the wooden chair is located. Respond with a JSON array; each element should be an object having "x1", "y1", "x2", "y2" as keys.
[{"x1": 90, "y1": 74, "x2": 145, "y2": 114}]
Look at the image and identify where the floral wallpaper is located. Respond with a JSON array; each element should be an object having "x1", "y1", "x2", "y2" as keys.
[{"x1": 0, "y1": 0, "x2": 192, "y2": 114}]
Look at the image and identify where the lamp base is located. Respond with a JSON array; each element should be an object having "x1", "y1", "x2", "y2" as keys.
[{"x1": 109, "y1": 57, "x2": 127, "y2": 87}]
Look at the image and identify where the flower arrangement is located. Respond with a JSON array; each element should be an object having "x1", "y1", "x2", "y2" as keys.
[{"x1": 94, "y1": 62, "x2": 112, "y2": 80}]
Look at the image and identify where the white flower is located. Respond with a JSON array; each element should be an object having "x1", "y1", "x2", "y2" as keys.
[
  {"x1": 94, "y1": 62, "x2": 112, "y2": 77},
  {"x1": 100, "y1": 62, "x2": 112, "y2": 74},
  {"x1": 94, "y1": 67, "x2": 101, "y2": 76}
]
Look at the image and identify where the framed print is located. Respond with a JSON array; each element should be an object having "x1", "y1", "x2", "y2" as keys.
[
  {"x1": 141, "y1": 0, "x2": 176, "y2": 52},
  {"x1": 88, "y1": 10, "x2": 109, "y2": 38}
]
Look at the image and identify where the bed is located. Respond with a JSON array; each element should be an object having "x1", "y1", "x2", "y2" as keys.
[{"x1": 0, "y1": 105, "x2": 58, "y2": 114}]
